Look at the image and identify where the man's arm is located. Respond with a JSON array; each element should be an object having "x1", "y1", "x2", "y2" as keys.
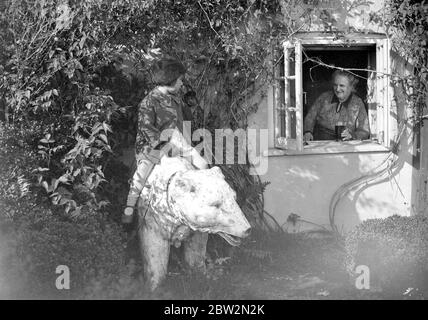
[
  {"x1": 125, "y1": 160, "x2": 156, "y2": 209},
  {"x1": 138, "y1": 96, "x2": 162, "y2": 146},
  {"x1": 189, "y1": 147, "x2": 209, "y2": 169},
  {"x1": 137, "y1": 96, "x2": 165, "y2": 162},
  {"x1": 304, "y1": 95, "x2": 323, "y2": 134},
  {"x1": 352, "y1": 102, "x2": 370, "y2": 140}
]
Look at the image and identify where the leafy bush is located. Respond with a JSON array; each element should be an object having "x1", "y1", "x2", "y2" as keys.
[
  {"x1": 0, "y1": 122, "x2": 40, "y2": 201},
  {"x1": 0, "y1": 123, "x2": 127, "y2": 299},
  {"x1": 0, "y1": 202, "x2": 126, "y2": 299},
  {"x1": 344, "y1": 215, "x2": 428, "y2": 297}
]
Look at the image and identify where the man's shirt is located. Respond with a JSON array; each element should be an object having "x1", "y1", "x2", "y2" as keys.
[
  {"x1": 304, "y1": 91, "x2": 370, "y2": 140},
  {"x1": 135, "y1": 87, "x2": 184, "y2": 162}
]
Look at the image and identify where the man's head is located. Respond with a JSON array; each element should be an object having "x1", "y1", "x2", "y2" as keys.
[
  {"x1": 332, "y1": 70, "x2": 358, "y2": 102},
  {"x1": 152, "y1": 57, "x2": 186, "y2": 91}
]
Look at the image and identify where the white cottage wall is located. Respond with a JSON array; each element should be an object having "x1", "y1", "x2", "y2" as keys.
[{"x1": 246, "y1": 0, "x2": 425, "y2": 233}]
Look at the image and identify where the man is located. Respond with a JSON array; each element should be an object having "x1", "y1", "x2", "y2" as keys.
[
  {"x1": 122, "y1": 57, "x2": 208, "y2": 223},
  {"x1": 304, "y1": 70, "x2": 370, "y2": 142}
]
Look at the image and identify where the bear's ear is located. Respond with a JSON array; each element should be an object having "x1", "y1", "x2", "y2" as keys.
[{"x1": 174, "y1": 176, "x2": 197, "y2": 193}]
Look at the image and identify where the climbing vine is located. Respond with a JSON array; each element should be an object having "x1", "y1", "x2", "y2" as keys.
[
  {"x1": 384, "y1": 0, "x2": 428, "y2": 122},
  {"x1": 0, "y1": 0, "x2": 289, "y2": 223},
  {"x1": 0, "y1": 0, "x2": 426, "y2": 227}
]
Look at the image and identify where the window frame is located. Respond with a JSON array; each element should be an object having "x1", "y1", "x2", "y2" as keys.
[{"x1": 273, "y1": 33, "x2": 392, "y2": 154}]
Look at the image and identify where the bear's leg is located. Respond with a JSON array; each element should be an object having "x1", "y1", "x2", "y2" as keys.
[
  {"x1": 139, "y1": 215, "x2": 170, "y2": 291},
  {"x1": 183, "y1": 231, "x2": 208, "y2": 272}
]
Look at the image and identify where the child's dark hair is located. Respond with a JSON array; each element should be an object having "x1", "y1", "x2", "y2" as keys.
[
  {"x1": 152, "y1": 57, "x2": 186, "y2": 86},
  {"x1": 183, "y1": 90, "x2": 198, "y2": 106}
]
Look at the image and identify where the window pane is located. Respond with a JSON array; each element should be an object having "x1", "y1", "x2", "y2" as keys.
[{"x1": 282, "y1": 47, "x2": 296, "y2": 140}]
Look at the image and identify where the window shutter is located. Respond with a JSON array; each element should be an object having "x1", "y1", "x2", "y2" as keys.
[
  {"x1": 367, "y1": 49, "x2": 377, "y2": 141},
  {"x1": 274, "y1": 40, "x2": 303, "y2": 151},
  {"x1": 376, "y1": 38, "x2": 391, "y2": 147}
]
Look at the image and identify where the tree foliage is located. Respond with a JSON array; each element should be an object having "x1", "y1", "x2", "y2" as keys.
[
  {"x1": 0, "y1": 0, "x2": 427, "y2": 299},
  {"x1": 0, "y1": 0, "x2": 286, "y2": 221},
  {"x1": 0, "y1": 0, "x2": 426, "y2": 223},
  {"x1": 384, "y1": 0, "x2": 428, "y2": 121}
]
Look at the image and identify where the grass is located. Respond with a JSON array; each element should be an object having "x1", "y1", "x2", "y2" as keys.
[
  {"x1": 150, "y1": 230, "x2": 427, "y2": 300},
  {"x1": 2, "y1": 228, "x2": 426, "y2": 300}
]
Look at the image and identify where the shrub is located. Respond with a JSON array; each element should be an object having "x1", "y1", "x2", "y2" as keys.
[
  {"x1": 344, "y1": 215, "x2": 428, "y2": 298},
  {"x1": 0, "y1": 121, "x2": 130, "y2": 299},
  {"x1": 1, "y1": 205, "x2": 127, "y2": 299},
  {"x1": 0, "y1": 122, "x2": 40, "y2": 202}
]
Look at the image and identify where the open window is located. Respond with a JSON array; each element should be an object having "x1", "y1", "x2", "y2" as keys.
[{"x1": 273, "y1": 33, "x2": 392, "y2": 154}]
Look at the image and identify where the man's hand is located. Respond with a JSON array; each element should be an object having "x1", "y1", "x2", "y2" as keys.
[
  {"x1": 192, "y1": 155, "x2": 209, "y2": 170},
  {"x1": 341, "y1": 128, "x2": 353, "y2": 141},
  {"x1": 124, "y1": 207, "x2": 134, "y2": 216},
  {"x1": 190, "y1": 148, "x2": 209, "y2": 169},
  {"x1": 122, "y1": 207, "x2": 134, "y2": 224},
  {"x1": 304, "y1": 132, "x2": 313, "y2": 142}
]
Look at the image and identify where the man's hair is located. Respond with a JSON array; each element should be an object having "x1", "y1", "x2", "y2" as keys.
[
  {"x1": 152, "y1": 57, "x2": 186, "y2": 86},
  {"x1": 332, "y1": 70, "x2": 359, "y2": 92}
]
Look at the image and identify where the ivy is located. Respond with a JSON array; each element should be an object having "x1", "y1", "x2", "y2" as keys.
[
  {"x1": 0, "y1": 0, "x2": 153, "y2": 218},
  {"x1": 0, "y1": 0, "x2": 426, "y2": 223},
  {"x1": 385, "y1": 0, "x2": 428, "y2": 122}
]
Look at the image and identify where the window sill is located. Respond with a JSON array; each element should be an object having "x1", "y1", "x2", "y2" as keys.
[{"x1": 266, "y1": 140, "x2": 390, "y2": 157}]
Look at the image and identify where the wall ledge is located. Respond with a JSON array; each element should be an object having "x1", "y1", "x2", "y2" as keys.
[{"x1": 264, "y1": 140, "x2": 390, "y2": 157}]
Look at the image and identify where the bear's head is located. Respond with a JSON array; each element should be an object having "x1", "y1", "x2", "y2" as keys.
[{"x1": 168, "y1": 166, "x2": 251, "y2": 246}]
